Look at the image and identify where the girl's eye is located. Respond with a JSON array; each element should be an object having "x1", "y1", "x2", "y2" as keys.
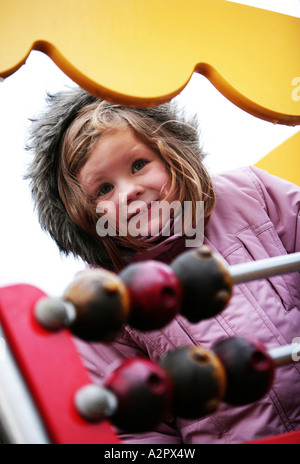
[
  {"x1": 132, "y1": 159, "x2": 148, "y2": 173},
  {"x1": 97, "y1": 183, "x2": 113, "y2": 197}
]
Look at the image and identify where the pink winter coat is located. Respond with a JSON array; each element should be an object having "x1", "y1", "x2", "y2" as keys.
[{"x1": 74, "y1": 166, "x2": 300, "y2": 444}]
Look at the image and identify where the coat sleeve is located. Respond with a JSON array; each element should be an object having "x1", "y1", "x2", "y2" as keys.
[
  {"x1": 249, "y1": 166, "x2": 300, "y2": 253},
  {"x1": 73, "y1": 332, "x2": 183, "y2": 444}
]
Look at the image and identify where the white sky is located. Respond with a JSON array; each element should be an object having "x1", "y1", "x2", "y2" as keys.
[{"x1": 0, "y1": 0, "x2": 299, "y2": 296}]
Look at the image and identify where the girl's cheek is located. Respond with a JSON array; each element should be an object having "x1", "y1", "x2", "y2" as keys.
[
  {"x1": 96, "y1": 199, "x2": 116, "y2": 220},
  {"x1": 162, "y1": 176, "x2": 178, "y2": 201},
  {"x1": 159, "y1": 168, "x2": 171, "y2": 190}
]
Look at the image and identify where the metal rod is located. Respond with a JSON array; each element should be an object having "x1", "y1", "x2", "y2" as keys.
[
  {"x1": 269, "y1": 343, "x2": 300, "y2": 368},
  {"x1": 230, "y1": 252, "x2": 300, "y2": 284}
]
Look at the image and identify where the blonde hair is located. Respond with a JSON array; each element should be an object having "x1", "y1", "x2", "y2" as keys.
[{"x1": 57, "y1": 99, "x2": 215, "y2": 270}]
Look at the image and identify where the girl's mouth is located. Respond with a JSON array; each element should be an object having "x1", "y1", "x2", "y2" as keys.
[{"x1": 127, "y1": 202, "x2": 153, "y2": 222}]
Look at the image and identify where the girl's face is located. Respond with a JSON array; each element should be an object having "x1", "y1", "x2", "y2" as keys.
[{"x1": 77, "y1": 126, "x2": 177, "y2": 238}]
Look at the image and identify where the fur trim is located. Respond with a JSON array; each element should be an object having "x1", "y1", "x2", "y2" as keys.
[{"x1": 25, "y1": 87, "x2": 116, "y2": 268}]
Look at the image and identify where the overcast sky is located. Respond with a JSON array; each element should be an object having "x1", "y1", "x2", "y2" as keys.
[{"x1": 0, "y1": 0, "x2": 299, "y2": 297}]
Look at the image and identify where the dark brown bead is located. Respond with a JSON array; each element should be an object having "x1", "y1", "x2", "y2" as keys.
[
  {"x1": 171, "y1": 246, "x2": 233, "y2": 322},
  {"x1": 63, "y1": 269, "x2": 130, "y2": 342},
  {"x1": 160, "y1": 345, "x2": 226, "y2": 419}
]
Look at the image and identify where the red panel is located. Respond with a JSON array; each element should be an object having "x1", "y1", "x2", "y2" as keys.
[
  {"x1": 247, "y1": 430, "x2": 300, "y2": 444},
  {"x1": 0, "y1": 284, "x2": 120, "y2": 444}
]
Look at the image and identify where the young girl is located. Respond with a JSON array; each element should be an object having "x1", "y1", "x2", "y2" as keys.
[{"x1": 26, "y1": 86, "x2": 300, "y2": 444}]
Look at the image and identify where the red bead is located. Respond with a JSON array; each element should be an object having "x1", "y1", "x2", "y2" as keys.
[
  {"x1": 119, "y1": 260, "x2": 182, "y2": 331},
  {"x1": 160, "y1": 346, "x2": 226, "y2": 419},
  {"x1": 104, "y1": 358, "x2": 173, "y2": 432},
  {"x1": 212, "y1": 336, "x2": 275, "y2": 406}
]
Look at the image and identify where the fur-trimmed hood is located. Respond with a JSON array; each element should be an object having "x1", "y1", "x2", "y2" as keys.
[
  {"x1": 25, "y1": 86, "x2": 116, "y2": 268},
  {"x1": 25, "y1": 86, "x2": 202, "y2": 271}
]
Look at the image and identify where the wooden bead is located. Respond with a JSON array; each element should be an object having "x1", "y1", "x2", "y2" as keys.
[
  {"x1": 212, "y1": 336, "x2": 275, "y2": 406},
  {"x1": 171, "y1": 246, "x2": 233, "y2": 322},
  {"x1": 119, "y1": 260, "x2": 182, "y2": 331},
  {"x1": 160, "y1": 345, "x2": 226, "y2": 419},
  {"x1": 63, "y1": 269, "x2": 130, "y2": 342},
  {"x1": 104, "y1": 358, "x2": 173, "y2": 432}
]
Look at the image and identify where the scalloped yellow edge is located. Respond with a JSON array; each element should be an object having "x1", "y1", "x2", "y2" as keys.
[{"x1": 0, "y1": 0, "x2": 299, "y2": 124}]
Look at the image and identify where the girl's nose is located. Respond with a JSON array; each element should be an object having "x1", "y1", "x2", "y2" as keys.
[{"x1": 119, "y1": 180, "x2": 145, "y2": 203}]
